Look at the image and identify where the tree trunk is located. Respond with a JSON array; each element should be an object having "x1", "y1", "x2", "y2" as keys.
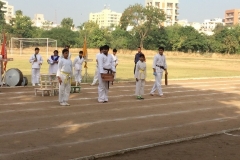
[{"x1": 140, "y1": 39, "x2": 144, "y2": 49}]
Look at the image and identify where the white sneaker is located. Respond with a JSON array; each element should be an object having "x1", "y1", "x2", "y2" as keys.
[
  {"x1": 37, "y1": 84, "x2": 41, "y2": 86},
  {"x1": 32, "y1": 84, "x2": 35, "y2": 86},
  {"x1": 64, "y1": 102, "x2": 70, "y2": 106},
  {"x1": 60, "y1": 102, "x2": 66, "y2": 106}
]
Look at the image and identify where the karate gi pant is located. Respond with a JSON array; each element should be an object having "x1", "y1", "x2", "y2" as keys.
[
  {"x1": 150, "y1": 72, "x2": 163, "y2": 95},
  {"x1": 31, "y1": 68, "x2": 40, "y2": 84},
  {"x1": 74, "y1": 70, "x2": 82, "y2": 83},
  {"x1": 135, "y1": 79, "x2": 145, "y2": 96},
  {"x1": 92, "y1": 66, "x2": 98, "y2": 85},
  {"x1": 59, "y1": 74, "x2": 71, "y2": 103},
  {"x1": 98, "y1": 73, "x2": 109, "y2": 102}
]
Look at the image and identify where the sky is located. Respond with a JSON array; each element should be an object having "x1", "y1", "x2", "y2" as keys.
[{"x1": 6, "y1": 0, "x2": 240, "y2": 26}]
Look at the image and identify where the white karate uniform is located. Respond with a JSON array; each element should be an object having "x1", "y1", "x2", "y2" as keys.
[
  {"x1": 57, "y1": 58, "x2": 73, "y2": 103},
  {"x1": 73, "y1": 56, "x2": 84, "y2": 83},
  {"x1": 92, "y1": 53, "x2": 101, "y2": 85},
  {"x1": 150, "y1": 54, "x2": 167, "y2": 96},
  {"x1": 47, "y1": 55, "x2": 60, "y2": 74},
  {"x1": 112, "y1": 54, "x2": 118, "y2": 79},
  {"x1": 98, "y1": 53, "x2": 116, "y2": 102},
  {"x1": 135, "y1": 60, "x2": 146, "y2": 96},
  {"x1": 29, "y1": 54, "x2": 43, "y2": 85}
]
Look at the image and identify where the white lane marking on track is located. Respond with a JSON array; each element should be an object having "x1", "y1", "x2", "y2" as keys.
[
  {"x1": 224, "y1": 132, "x2": 240, "y2": 137},
  {"x1": 0, "y1": 88, "x2": 239, "y2": 106},
  {"x1": 0, "y1": 79, "x2": 240, "y2": 95},
  {"x1": 1, "y1": 95, "x2": 239, "y2": 122},
  {"x1": 70, "y1": 126, "x2": 240, "y2": 160},
  {"x1": 0, "y1": 88, "x2": 239, "y2": 111},
  {"x1": 0, "y1": 116, "x2": 239, "y2": 157},
  {"x1": 0, "y1": 105, "x2": 233, "y2": 137}
]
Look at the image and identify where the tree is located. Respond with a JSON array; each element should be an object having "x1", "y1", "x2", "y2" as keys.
[
  {"x1": 111, "y1": 27, "x2": 133, "y2": 49},
  {"x1": 61, "y1": 18, "x2": 74, "y2": 30},
  {"x1": 41, "y1": 27, "x2": 78, "y2": 47},
  {"x1": 120, "y1": 4, "x2": 165, "y2": 48},
  {"x1": 9, "y1": 10, "x2": 35, "y2": 38},
  {"x1": 144, "y1": 26, "x2": 169, "y2": 50},
  {"x1": 0, "y1": 1, "x2": 6, "y2": 30}
]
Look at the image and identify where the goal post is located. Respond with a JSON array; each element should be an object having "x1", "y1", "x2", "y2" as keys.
[{"x1": 10, "y1": 38, "x2": 57, "y2": 58}]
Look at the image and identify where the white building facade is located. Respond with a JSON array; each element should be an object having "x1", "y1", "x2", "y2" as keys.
[
  {"x1": 0, "y1": 0, "x2": 15, "y2": 24},
  {"x1": 32, "y1": 14, "x2": 59, "y2": 30},
  {"x1": 89, "y1": 6, "x2": 122, "y2": 28},
  {"x1": 202, "y1": 18, "x2": 224, "y2": 31},
  {"x1": 145, "y1": 0, "x2": 179, "y2": 26}
]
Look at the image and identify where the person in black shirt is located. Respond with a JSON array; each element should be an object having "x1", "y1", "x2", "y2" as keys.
[{"x1": 134, "y1": 47, "x2": 144, "y2": 74}]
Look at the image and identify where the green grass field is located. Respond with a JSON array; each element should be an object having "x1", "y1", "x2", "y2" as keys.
[{"x1": 5, "y1": 50, "x2": 240, "y2": 84}]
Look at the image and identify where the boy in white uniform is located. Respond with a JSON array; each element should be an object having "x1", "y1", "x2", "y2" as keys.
[
  {"x1": 150, "y1": 47, "x2": 168, "y2": 97},
  {"x1": 61, "y1": 45, "x2": 71, "y2": 60},
  {"x1": 112, "y1": 49, "x2": 118, "y2": 79},
  {"x1": 91, "y1": 46, "x2": 103, "y2": 86},
  {"x1": 135, "y1": 54, "x2": 146, "y2": 100},
  {"x1": 29, "y1": 48, "x2": 43, "y2": 86},
  {"x1": 47, "y1": 50, "x2": 59, "y2": 74},
  {"x1": 98, "y1": 45, "x2": 116, "y2": 103},
  {"x1": 57, "y1": 49, "x2": 73, "y2": 106},
  {"x1": 73, "y1": 51, "x2": 84, "y2": 86}
]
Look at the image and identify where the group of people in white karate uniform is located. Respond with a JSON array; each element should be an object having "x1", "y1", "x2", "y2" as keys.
[
  {"x1": 29, "y1": 44, "x2": 167, "y2": 106},
  {"x1": 133, "y1": 46, "x2": 168, "y2": 100}
]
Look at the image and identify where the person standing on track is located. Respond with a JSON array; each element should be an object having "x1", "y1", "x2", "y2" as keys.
[
  {"x1": 73, "y1": 51, "x2": 85, "y2": 86},
  {"x1": 29, "y1": 48, "x2": 43, "y2": 86},
  {"x1": 91, "y1": 46, "x2": 103, "y2": 86},
  {"x1": 135, "y1": 54, "x2": 146, "y2": 100},
  {"x1": 112, "y1": 48, "x2": 118, "y2": 80},
  {"x1": 57, "y1": 49, "x2": 73, "y2": 106},
  {"x1": 150, "y1": 47, "x2": 168, "y2": 97},
  {"x1": 61, "y1": 45, "x2": 71, "y2": 60},
  {"x1": 134, "y1": 47, "x2": 144, "y2": 74},
  {"x1": 47, "y1": 50, "x2": 59, "y2": 74},
  {"x1": 97, "y1": 45, "x2": 116, "y2": 103}
]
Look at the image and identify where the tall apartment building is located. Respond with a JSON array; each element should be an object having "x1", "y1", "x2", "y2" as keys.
[
  {"x1": 145, "y1": 0, "x2": 179, "y2": 26},
  {"x1": 89, "y1": 6, "x2": 122, "y2": 28},
  {"x1": 225, "y1": 9, "x2": 240, "y2": 25},
  {"x1": 0, "y1": 0, "x2": 15, "y2": 24}
]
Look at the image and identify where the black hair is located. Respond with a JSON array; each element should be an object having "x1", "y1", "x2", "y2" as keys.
[
  {"x1": 79, "y1": 51, "x2": 83, "y2": 54},
  {"x1": 102, "y1": 45, "x2": 110, "y2": 50},
  {"x1": 65, "y1": 45, "x2": 70, "y2": 48},
  {"x1": 139, "y1": 53, "x2": 145, "y2": 58},
  {"x1": 99, "y1": 46, "x2": 104, "y2": 51},
  {"x1": 158, "y1": 46, "x2": 165, "y2": 51},
  {"x1": 35, "y1": 47, "x2": 40, "y2": 51},
  {"x1": 138, "y1": 47, "x2": 141, "y2": 49},
  {"x1": 54, "y1": 50, "x2": 58, "y2": 53},
  {"x1": 113, "y1": 49, "x2": 117, "y2": 52},
  {"x1": 62, "y1": 49, "x2": 69, "y2": 54}
]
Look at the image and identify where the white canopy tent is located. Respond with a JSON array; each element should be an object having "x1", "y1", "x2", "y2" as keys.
[{"x1": 10, "y1": 38, "x2": 57, "y2": 57}]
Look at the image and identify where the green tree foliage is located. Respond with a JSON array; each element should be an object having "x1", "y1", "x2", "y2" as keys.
[
  {"x1": 0, "y1": 1, "x2": 6, "y2": 30},
  {"x1": 2, "y1": 4, "x2": 240, "y2": 54},
  {"x1": 8, "y1": 10, "x2": 35, "y2": 38},
  {"x1": 41, "y1": 27, "x2": 78, "y2": 47},
  {"x1": 61, "y1": 18, "x2": 74, "y2": 30},
  {"x1": 120, "y1": 4, "x2": 165, "y2": 48}
]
